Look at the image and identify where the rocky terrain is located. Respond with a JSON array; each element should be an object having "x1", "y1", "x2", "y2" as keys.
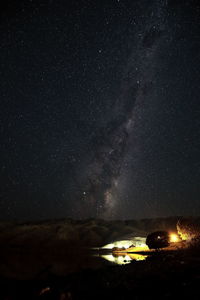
[
  {"x1": 0, "y1": 217, "x2": 179, "y2": 248},
  {"x1": 0, "y1": 217, "x2": 200, "y2": 299}
]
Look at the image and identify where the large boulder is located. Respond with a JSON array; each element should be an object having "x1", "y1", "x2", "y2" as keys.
[{"x1": 146, "y1": 231, "x2": 169, "y2": 250}]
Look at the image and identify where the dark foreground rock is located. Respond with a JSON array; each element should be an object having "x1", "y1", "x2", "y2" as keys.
[{"x1": 1, "y1": 248, "x2": 200, "y2": 299}]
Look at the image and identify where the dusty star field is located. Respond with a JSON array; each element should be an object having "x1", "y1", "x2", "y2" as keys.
[{"x1": 0, "y1": 0, "x2": 199, "y2": 220}]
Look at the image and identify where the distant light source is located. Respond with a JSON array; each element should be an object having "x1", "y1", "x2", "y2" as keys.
[{"x1": 170, "y1": 233, "x2": 179, "y2": 243}]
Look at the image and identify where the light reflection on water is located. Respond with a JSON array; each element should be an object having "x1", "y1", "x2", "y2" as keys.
[{"x1": 100, "y1": 253, "x2": 148, "y2": 265}]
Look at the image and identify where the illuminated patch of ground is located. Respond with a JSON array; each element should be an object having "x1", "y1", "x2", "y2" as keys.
[{"x1": 102, "y1": 237, "x2": 146, "y2": 250}]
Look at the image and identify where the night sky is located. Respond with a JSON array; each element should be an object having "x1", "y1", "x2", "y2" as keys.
[{"x1": 0, "y1": 0, "x2": 199, "y2": 220}]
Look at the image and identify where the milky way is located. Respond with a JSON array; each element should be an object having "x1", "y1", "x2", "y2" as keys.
[
  {"x1": 0, "y1": 0, "x2": 199, "y2": 220},
  {"x1": 78, "y1": 0, "x2": 169, "y2": 218}
]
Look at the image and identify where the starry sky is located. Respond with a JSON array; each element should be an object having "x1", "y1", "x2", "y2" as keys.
[{"x1": 0, "y1": 0, "x2": 199, "y2": 220}]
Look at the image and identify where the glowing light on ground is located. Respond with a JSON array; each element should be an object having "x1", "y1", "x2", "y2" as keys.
[
  {"x1": 126, "y1": 245, "x2": 149, "y2": 252},
  {"x1": 102, "y1": 237, "x2": 146, "y2": 250},
  {"x1": 102, "y1": 240, "x2": 134, "y2": 250},
  {"x1": 112, "y1": 245, "x2": 149, "y2": 253},
  {"x1": 169, "y1": 233, "x2": 179, "y2": 243}
]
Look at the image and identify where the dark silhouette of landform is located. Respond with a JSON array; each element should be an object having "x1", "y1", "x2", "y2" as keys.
[{"x1": 0, "y1": 217, "x2": 200, "y2": 299}]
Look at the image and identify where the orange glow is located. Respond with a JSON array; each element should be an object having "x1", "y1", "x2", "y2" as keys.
[
  {"x1": 126, "y1": 246, "x2": 149, "y2": 252},
  {"x1": 169, "y1": 233, "x2": 179, "y2": 243},
  {"x1": 112, "y1": 245, "x2": 149, "y2": 253}
]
